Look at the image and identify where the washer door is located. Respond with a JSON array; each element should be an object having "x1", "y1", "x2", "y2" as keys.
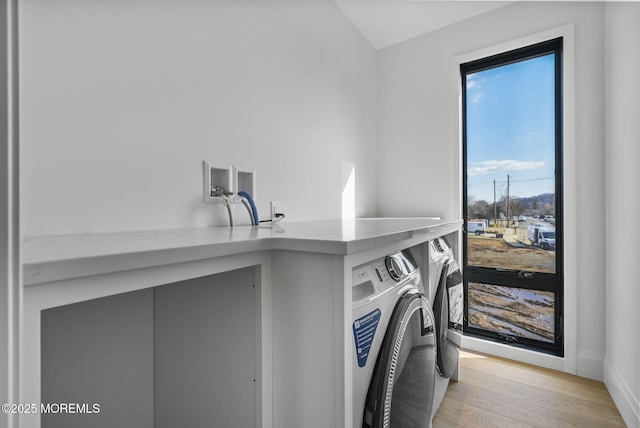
[{"x1": 362, "y1": 292, "x2": 437, "y2": 428}]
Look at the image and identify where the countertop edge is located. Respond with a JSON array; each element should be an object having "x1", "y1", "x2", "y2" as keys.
[{"x1": 23, "y1": 219, "x2": 462, "y2": 286}]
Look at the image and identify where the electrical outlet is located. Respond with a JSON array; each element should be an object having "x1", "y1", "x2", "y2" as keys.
[{"x1": 270, "y1": 201, "x2": 281, "y2": 222}]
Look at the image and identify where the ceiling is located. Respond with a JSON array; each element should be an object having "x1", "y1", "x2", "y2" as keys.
[{"x1": 333, "y1": 0, "x2": 513, "y2": 50}]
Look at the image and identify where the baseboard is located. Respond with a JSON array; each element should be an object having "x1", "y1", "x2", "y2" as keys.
[
  {"x1": 604, "y1": 360, "x2": 640, "y2": 428},
  {"x1": 460, "y1": 336, "x2": 566, "y2": 372},
  {"x1": 577, "y1": 349, "x2": 604, "y2": 381}
]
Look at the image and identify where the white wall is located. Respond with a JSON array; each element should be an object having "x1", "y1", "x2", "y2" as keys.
[
  {"x1": 378, "y1": 2, "x2": 606, "y2": 379},
  {"x1": 20, "y1": 0, "x2": 378, "y2": 235},
  {"x1": 604, "y1": 3, "x2": 640, "y2": 427}
]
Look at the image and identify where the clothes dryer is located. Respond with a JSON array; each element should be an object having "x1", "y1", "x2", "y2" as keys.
[
  {"x1": 352, "y1": 249, "x2": 438, "y2": 428},
  {"x1": 428, "y1": 237, "x2": 463, "y2": 415}
]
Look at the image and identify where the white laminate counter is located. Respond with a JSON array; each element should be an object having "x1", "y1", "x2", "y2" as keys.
[{"x1": 23, "y1": 218, "x2": 461, "y2": 286}]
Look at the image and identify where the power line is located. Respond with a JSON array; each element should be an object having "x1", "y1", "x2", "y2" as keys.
[
  {"x1": 509, "y1": 176, "x2": 555, "y2": 183},
  {"x1": 469, "y1": 176, "x2": 554, "y2": 186}
]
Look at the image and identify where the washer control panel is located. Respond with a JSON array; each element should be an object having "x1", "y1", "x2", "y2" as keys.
[
  {"x1": 384, "y1": 249, "x2": 418, "y2": 282},
  {"x1": 352, "y1": 249, "x2": 420, "y2": 305}
]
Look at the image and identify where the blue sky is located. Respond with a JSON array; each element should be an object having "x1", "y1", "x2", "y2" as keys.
[{"x1": 466, "y1": 54, "x2": 556, "y2": 203}]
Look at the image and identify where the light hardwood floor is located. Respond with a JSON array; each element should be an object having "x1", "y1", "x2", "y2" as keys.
[{"x1": 433, "y1": 350, "x2": 627, "y2": 428}]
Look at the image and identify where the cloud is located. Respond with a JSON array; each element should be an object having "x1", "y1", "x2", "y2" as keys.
[
  {"x1": 466, "y1": 76, "x2": 483, "y2": 102},
  {"x1": 468, "y1": 160, "x2": 545, "y2": 176},
  {"x1": 471, "y1": 92, "x2": 483, "y2": 103}
]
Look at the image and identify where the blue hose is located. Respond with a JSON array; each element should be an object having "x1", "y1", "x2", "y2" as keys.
[{"x1": 238, "y1": 191, "x2": 259, "y2": 224}]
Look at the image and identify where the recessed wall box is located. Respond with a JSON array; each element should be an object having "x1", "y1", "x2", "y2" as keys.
[
  {"x1": 234, "y1": 167, "x2": 256, "y2": 198},
  {"x1": 203, "y1": 161, "x2": 233, "y2": 203}
]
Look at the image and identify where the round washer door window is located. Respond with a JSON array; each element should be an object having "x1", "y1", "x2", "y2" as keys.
[{"x1": 362, "y1": 292, "x2": 437, "y2": 428}]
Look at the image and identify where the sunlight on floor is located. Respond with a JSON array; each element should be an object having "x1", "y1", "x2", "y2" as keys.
[{"x1": 458, "y1": 350, "x2": 487, "y2": 360}]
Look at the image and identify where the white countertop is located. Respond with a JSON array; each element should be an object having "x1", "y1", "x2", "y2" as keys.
[{"x1": 23, "y1": 218, "x2": 461, "y2": 286}]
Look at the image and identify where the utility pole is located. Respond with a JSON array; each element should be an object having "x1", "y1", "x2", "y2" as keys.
[
  {"x1": 493, "y1": 179, "x2": 497, "y2": 227},
  {"x1": 506, "y1": 174, "x2": 510, "y2": 226}
]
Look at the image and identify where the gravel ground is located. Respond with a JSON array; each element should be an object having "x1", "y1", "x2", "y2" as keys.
[{"x1": 467, "y1": 236, "x2": 555, "y2": 273}]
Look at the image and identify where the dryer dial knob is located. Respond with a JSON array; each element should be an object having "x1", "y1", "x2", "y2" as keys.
[{"x1": 385, "y1": 255, "x2": 405, "y2": 281}]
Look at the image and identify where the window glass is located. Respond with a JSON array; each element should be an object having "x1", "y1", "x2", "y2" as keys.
[
  {"x1": 465, "y1": 53, "x2": 557, "y2": 274},
  {"x1": 467, "y1": 282, "x2": 555, "y2": 343}
]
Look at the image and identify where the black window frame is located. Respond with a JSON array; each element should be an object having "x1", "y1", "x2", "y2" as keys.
[{"x1": 461, "y1": 37, "x2": 564, "y2": 356}]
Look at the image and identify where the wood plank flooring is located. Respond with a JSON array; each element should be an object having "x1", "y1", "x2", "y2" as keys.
[{"x1": 433, "y1": 350, "x2": 627, "y2": 428}]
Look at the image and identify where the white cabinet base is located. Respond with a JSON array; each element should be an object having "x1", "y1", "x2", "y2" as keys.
[{"x1": 40, "y1": 268, "x2": 259, "y2": 428}]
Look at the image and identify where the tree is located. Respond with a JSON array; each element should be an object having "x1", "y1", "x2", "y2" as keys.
[
  {"x1": 509, "y1": 198, "x2": 527, "y2": 216},
  {"x1": 468, "y1": 199, "x2": 492, "y2": 220}
]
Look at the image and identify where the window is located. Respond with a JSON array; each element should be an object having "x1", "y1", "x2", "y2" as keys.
[{"x1": 461, "y1": 38, "x2": 563, "y2": 355}]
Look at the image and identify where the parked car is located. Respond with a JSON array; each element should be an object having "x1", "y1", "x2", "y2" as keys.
[
  {"x1": 517, "y1": 216, "x2": 527, "y2": 222},
  {"x1": 544, "y1": 215, "x2": 554, "y2": 222}
]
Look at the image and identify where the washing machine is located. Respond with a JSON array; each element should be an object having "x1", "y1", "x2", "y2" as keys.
[
  {"x1": 352, "y1": 249, "x2": 438, "y2": 428},
  {"x1": 428, "y1": 237, "x2": 463, "y2": 415}
]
